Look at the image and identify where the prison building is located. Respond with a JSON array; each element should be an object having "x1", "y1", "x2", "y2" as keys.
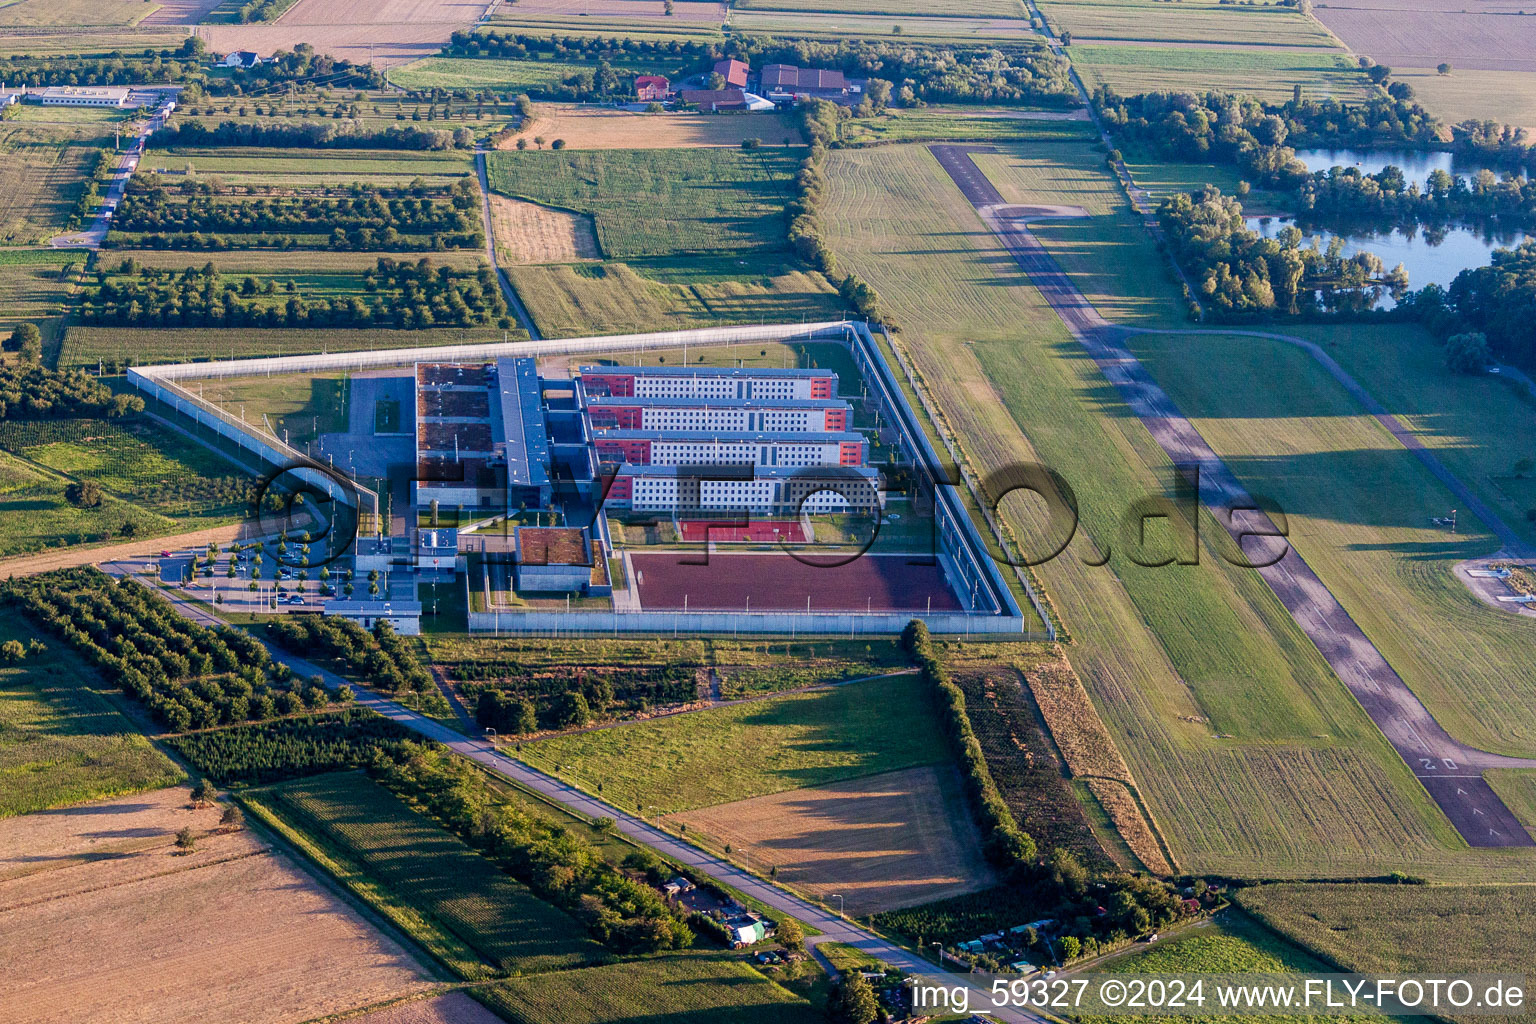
[
  {"x1": 579, "y1": 365, "x2": 836, "y2": 401},
  {"x1": 413, "y1": 357, "x2": 552, "y2": 512},
  {"x1": 605, "y1": 464, "x2": 881, "y2": 517},
  {"x1": 585, "y1": 396, "x2": 850, "y2": 434},
  {"x1": 594, "y1": 429, "x2": 866, "y2": 469},
  {"x1": 513, "y1": 526, "x2": 609, "y2": 595}
]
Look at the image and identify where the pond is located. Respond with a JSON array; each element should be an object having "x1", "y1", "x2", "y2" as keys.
[
  {"x1": 1292, "y1": 148, "x2": 1528, "y2": 191},
  {"x1": 1245, "y1": 216, "x2": 1530, "y2": 307}
]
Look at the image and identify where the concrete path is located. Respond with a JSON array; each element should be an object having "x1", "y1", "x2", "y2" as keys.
[
  {"x1": 929, "y1": 143, "x2": 1536, "y2": 848},
  {"x1": 473, "y1": 146, "x2": 541, "y2": 340}
]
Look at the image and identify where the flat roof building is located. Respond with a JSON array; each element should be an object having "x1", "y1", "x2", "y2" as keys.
[
  {"x1": 594, "y1": 429, "x2": 866, "y2": 468},
  {"x1": 607, "y1": 463, "x2": 881, "y2": 517},
  {"x1": 38, "y1": 86, "x2": 131, "y2": 107},
  {"x1": 579, "y1": 365, "x2": 836, "y2": 400},
  {"x1": 586, "y1": 395, "x2": 851, "y2": 434}
]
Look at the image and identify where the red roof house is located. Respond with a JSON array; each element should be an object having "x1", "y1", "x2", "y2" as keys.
[
  {"x1": 635, "y1": 75, "x2": 671, "y2": 101},
  {"x1": 713, "y1": 58, "x2": 749, "y2": 88}
]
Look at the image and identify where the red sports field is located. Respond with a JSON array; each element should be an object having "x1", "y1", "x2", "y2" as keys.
[
  {"x1": 678, "y1": 520, "x2": 810, "y2": 544},
  {"x1": 629, "y1": 552, "x2": 961, "y2": 612}
]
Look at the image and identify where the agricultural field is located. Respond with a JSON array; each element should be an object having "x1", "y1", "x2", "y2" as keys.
[
  {"x1": 944, "y1": 646, "x2": 1128, "y2": 872},
  {"x1": 503, "y1": 105, "x2": 798, "y2": 151},
  {"x1": 737, "y1": 0, "x2": 1023, "y2": 15},
  {"x1": 0, "y1": 248, "x2": 85, "y2": 341},
  {"x1": 0, "y1": 126, "x2": 107, "y2": 245},
  {"x1": 139, "y1": 147, "x2": 475, "y2": 187},
  {"x1": 391, "y1": 54, "x2": 702, "y2": 93},
  {"x1": 1078, "y1": 911, "x2": 1340, "y2": 1024},
  {"x1": 490, "y1": 195, "x2": 598, "y2": 264},
  {"x1": 1236, "y1": 883, "x2": 1536, "y2": 1002},
  {"x1": 507, "y1": 260, "x2": 842, "y2": 338},
  {"x1": 486, "y1": 148, "x2": 800, "y2": 260},
  {"x1": 251, "y1": 770, "x2": 607, "y2": 978},
  {"x1": 1038, "y1": 0, "x2": 1338, "y2": 46},
  {"x1": 0, "y1": 449, "x2": 181, "y2": 556},
  {"x1": 1312, "y1": 1, "x2": 1536, "y2": 74},
  {"x1": 200, "y1": 0, "x2": 485, "y2": 65},
  {"x1": 482, "y1": 11, "x2": 722, "y2": 39},
  {"x1": 1071, "y1": 44, "x2": 1369, "y2": 102},
  {"x1": 477, "y1": 951, "x2": 822, "y2": 1024},
  {"x1": 0, "y1": 0, "x2": 159, "y2": 27},
  {"x1": 60, "y1": 324, "x2": 514, "y2": 366},
  {"x1": 351, "y1": 993, "x2": 505, "y2": 1024},
  {"x1": 1129, "y1": 329, "x2": 1536, "y2": 756},
  {"x1": 523, "y1": 672, "x2": 949, "y2": 813},
  {"x1": 487, "y1": 0, "x2": 724, "y2": 23},
  {"x1": 837, "y1": 107, "x2": 1095, "y2": 146},
  {"x1": 0, "y1": 786, "x2": 435, "y2": 1024},
  {"x1": 1396, "y1": 66, "x2": 1536, "y2": 131},
  {"x1": 671, "y1": 765, "x2": 996, "y2": 915},
  {"x1": 731, "y1": 9, "x2": 1037, "y2": 40},
  {"x1": 0, "y1": 616, "x2": 180, "y2": 818},
  {"x1": 822, "y1": 142, "x2": 1528, "y2": 880},
  {"x1": 0, "y1": 417, "x2": 251, "y2": 522}
]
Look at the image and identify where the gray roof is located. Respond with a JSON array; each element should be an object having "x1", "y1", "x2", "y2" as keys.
[{"x1": 495, "y1": 357, "x2": 551, "y2": 489}]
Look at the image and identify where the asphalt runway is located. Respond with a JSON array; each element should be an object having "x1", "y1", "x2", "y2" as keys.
[{"x1": 929, "y1": 143, "x2": 1536, "y2": 848}]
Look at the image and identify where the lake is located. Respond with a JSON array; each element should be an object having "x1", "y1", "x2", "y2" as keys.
[
  {"x1": 1292, "y1": 148, "x2": 1527, "y2": 190},
  {"x1": 1245, "y1": 216, "x2": 1530, "y2": 306}
]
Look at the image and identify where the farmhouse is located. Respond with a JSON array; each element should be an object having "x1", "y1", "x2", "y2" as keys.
[
  {"x1": 223, "y1": 50, "x2": 263, "y2": 69},
  {"x1": 634, "y1": 75, "x2": 670, "y2": 102},
  {"x1": 37, "y1": 86, "x2": 131, "y2": 107},
  {"x1": 713, "y1": 58, "x2": 749, "y2": 88},
  {"x1": 680, "y1": 88, "x2": 746, "y2": 112}
]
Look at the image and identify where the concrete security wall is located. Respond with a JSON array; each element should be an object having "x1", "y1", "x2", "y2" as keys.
[{"x1": 468, "y1": 609, "x2": 1039, "y2": 636}]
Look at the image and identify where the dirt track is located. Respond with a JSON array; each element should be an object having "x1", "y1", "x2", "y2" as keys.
[{"x1": 929, "y1": 142, "x2": 1536, "y2": 849}]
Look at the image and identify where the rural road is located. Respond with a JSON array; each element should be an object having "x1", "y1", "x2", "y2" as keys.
[
  {"x1": 99, "y1": 571, "x2": 1044, "y2": 1021},
  {"x1": 929, "y1": 143, "x2": 1536, "y2": 848},
  {"x1": 51, "y1": 100, "x2": 174, "y2": 250},
  {"x1": 474, "y1": 146, "x2": 542, "y2": 340}
]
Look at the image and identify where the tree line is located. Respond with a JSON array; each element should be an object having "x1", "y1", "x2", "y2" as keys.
[
  {"x1": 902, "y1": 620, "x2": 1193, "y2": 960},
  {"x1": 1404, "y1": 240, "x2": 1536, "y2": 371},
  {"x1": 791, "y1": 101, "x2": 890, "y2": 326},
  {"x1": 108, "y1": 177, "x2": 483, "y2": 251},
  {"x1": 2, "y1": 568, "x2": 347, "y2": 733},
  {"x1": 79, "y1": 257, "x2": 509, "y2": 330},
  {"x1": 0, "y1": 40, "x2": 378, "y2": 96},
  {"x1": 150, "y1": 119, "x2": 475, "y2": 152},
  {"x1": 468, "y1": 664, "x2": 696, "y2": 734}
]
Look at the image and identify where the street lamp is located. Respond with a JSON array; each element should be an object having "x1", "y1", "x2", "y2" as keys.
[{"x1": 831, "y1": 893, "x2": 844, "y2": 918}]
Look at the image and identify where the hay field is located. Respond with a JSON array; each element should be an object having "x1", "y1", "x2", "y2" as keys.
[
  {"x1": 0, "y1": 787, "x2": 433, "y2": 1024},
  {"x1": 731, "y1": 9, "x2": 1036, "y2": 39},
  {"x1": 524, "y1": 673, "x2": 949, "y2": 813},
  {"x1": 508, "y1": 261, "x2": 841, "y2": 337},
  {"x1": 738, "y1": 0, "x2": 1023, "y2": 16},
  {"x1": 489, "y1": 194, "x2": 597, "y2": 264},
  {"x1": 1071, "y1": 44, "x2": 1368, "y2": 102},
  {"x1": 1130, "y1": 330, "x2": 1536, "y2": 757},
  {"x1": 821, "y1": 143, "x2": 1528, "y2": 881},
  {"x1": 670, "y1": 766, "x2": 995, "y2": 916},
  {"x1": 505, "y1": 106, "x2": 798, "y2": 150},
  {"x1": 141, "y1": 0, "x2": 225, "y2": 23},
  {"x1": 0, "y1": 617, "x2": 181, "y2": 819},
  {"x1": 1396, "y1": 66, "x2": 1536, "y2": 130},
  {"x1": 1236, "y1": 883, "x2": 1536, "y2": 1006},
  {"x1": 202, "y1": 0, "x2": 487, "y2": 64}
]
